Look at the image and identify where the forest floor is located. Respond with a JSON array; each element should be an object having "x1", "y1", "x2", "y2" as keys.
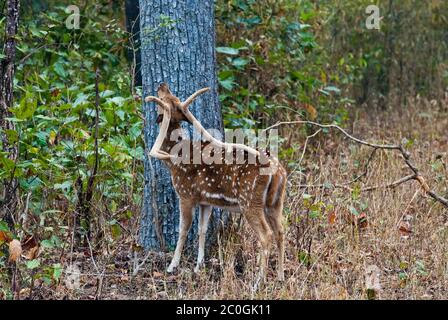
[{"x1": 6, "y1": 98, "x2": 448, "y2": 300}]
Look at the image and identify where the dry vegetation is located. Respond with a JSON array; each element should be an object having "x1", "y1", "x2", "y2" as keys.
[{"x1": 13, "y1": 98, "x2": 448, "y2": 300}]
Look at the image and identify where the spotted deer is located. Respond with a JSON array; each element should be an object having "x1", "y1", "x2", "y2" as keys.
[{"x1": 145, "y1": 83, "x2": 287, "y2": 284}]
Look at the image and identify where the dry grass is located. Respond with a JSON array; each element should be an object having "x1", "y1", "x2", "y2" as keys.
[{"x1": 5, "y1": 99, "x2": 447, "y2": 300}]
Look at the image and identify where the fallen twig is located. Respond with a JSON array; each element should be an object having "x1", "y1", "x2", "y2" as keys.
[{"x1": 132, "y1": 250, "x2": 152, "y2": 276}]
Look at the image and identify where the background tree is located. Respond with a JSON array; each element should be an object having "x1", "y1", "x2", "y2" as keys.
[
  {"x1": 125, "y1": 0, "x2": 142, "y2": 88},
  {"x1": 139, "y1": 0, "x2": 225, "y2": 250},
  {"x1": 0, "y1": 0, "x2": 20, "y2": 230}
]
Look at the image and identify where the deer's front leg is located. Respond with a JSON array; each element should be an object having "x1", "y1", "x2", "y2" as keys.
[
  {"x1": 167, "y1": 199, "x2": 194, "y2": 273},
  {"x1": 194, "y1": 205, "x2": 212, "y2": 273}
]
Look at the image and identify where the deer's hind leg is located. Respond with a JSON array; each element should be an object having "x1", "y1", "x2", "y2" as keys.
[
  {"x1": 265, "y1": 203, "x2": 285, "y2": 281},
  {"x1": 243, "y1": 205, "x2": 274, "y2": 289}
]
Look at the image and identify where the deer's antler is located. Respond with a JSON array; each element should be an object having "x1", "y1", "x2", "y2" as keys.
[
  {"x1": 180, "y1": 87, "x2": 211, "y2": 111},
  {"x1": 148, "y1": 108, "x2": 173, "y2": 160},
  {"x1": 145, "y1": 94, "x2": 173, "y2": 160},
  {"x1": 145, "y1": 95, "x2": 170, "y2": 111},
  {"x1": 180, "y1": 88, "x2": 260, "y2": 157}
]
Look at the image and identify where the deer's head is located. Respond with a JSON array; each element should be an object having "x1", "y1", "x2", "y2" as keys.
[
  {"x1": 145, "y1": 83, "x2": 260, "y2": 161},
  {"x1": 144, "y1": 83, "x2": 210, "y2": 160},
  {"x1": 153, "y1": 83, "x2": 191, "y2": 124}
]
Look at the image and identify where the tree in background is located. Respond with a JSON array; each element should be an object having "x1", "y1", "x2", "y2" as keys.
[
  {"x1": 139, "y1": 0, "x2": 225, "y2": 250},
  {"x1": 0, "y1": 0, "x2": 20, "y2": 230},
  {"x1": 125, "y1": 0, "x2": 142, "y2": 88}
]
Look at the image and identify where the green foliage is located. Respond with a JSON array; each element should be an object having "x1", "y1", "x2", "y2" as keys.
[
  {"x1": 216, "y1": 0, "x2": 350, "y2": 130},
  {"x1": 0, "y1": 2, "x2": 143, "y2": 289},
  {"x1": 216, "y1": 0, "x2": 448, "y2": 166}
]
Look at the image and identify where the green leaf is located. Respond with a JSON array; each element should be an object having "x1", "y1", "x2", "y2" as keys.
[
  {"x1": 219, "y1": 78, "x2": 235, "y2": 91},
  {"x1": 54, "y1": 181, "x2": 72, "y2": 191},
  {"x1": 26, "y1": 259, "x2": 40, "y2": 269},
  {"x1": 129, "y1": 123, "x2": 142, "y2": 140},
  {"x1": 0, "y1": 156, "x2": 15, "y2": 171},
  {"x1": 111, "y1": 223, "x2": 121, "y2": 239},
  {"x1": 5, "y1": 129, "x2": 18, "y2": 144},
  {"x1": 109, "y1": 96, "x2": 126, "y2": 106},
  {"x1": 0, "y1": 221, "x2": 9, "y2": 232},
  {"x1": 74, "y1": 93, "x2": 90, "y2": 107},
  {"x1": 41, "y1": 239, "x2": 54, "y2": 249},
  {"x1": 349, "y1": 206, "x2": 359, "y2": 216},
  {"x1": 13, "y1": 92, "x2": 37, "y2": 119},
  {"x1": 232, "y1": 57, "x2": 250, "y2": 68},
  {"x1": 100, "y1": 90, "x2": 115, "y2": 98},
  {"x1": 218, "y1": 70, "x2": 234, "y2": 80},
  {"x1": 323, "y1": 86, "x2": 341, "y2": 94},
  {"x1": 53, "y1": 263, "x2": 63, "y2": 280},
  {"x1": 216, "y1": 47, "x2": 239, "y2": 55},
  {"x1": 244, "y1": 16, "x2": 262, "y2": 26},
  {"x1": 54, "y1": 62, "x2": 68, "y2": 78}
]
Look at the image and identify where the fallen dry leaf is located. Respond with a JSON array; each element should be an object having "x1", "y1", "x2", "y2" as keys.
[
  {"x1": 21, "y1": 235, "x2": 39, "y2": 260},
  {"x1": 357, "y1": 212, "x2": 368, "y2": 229},
  {"x1": 328, "y1": 211, "x2": 337, "y2": 225},
  {"x1": 22, "y1": 245, "x2": 39, "y2": 260},
  {"x1": 398, "y1": 221, "x2": 412, "y2": 238},
  {"x1": 21, "y1": 235, "x2": 38, "y2": 251},
  {"x1": 9, "y1": 239, "x2": 22, "y2": 263},
  {"x1": 0, "y1": 230, "x2": 12, "y2": 243},
  {"x1": 303, "y1": 103, "x2": 318, "y2": 120},
  {"x1": 19, "y1": 288, "x2": 31, "y2": 298},
  {"x1": 342, "y1": 210, "x2": 368, "y2": 229}
]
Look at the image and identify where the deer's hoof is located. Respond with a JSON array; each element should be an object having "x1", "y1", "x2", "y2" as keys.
[{"x1": 167, "y1": 265, "x2": 177, "y2": 273}]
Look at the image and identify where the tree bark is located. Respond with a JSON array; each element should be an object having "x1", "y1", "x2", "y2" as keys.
[
  {"x1": 139, "y1": 0, "x2": 225, "y2": 250},
  {"x1": 0, "y1": 0, "x2": 20, "y2": 230}
]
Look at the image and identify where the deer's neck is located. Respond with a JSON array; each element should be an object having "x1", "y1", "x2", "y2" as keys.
[
  {"x1": 160, "y1": 121, "x2": 189, "y2": 169},
  {"x1": 160, "y1": 121, "x2": 180, "y2": 152}
]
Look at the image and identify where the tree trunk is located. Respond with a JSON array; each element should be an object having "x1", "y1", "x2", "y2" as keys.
[
  {"x1": 0, "y1": 0, "x2": 20, "y2": 230},
  {"x1": 139, "y1": 0, "x2": 225, "y2": 251},
  {"x1": 125, "y1": 0, "x2": 142, "y2": 88}
]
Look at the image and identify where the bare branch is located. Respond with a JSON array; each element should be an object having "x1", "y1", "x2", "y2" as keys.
[
  {"x1": 361, "y1": 174, "x2": 417, "y2": 191},
  {"x1": 272, "y1": 120, "x2": 448, "y2": 208},
  {"x1": 265, "y1": 120, "x2": 401, "y2": 150}
]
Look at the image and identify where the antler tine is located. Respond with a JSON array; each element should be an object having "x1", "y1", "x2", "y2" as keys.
[
  {"x1": 179, "y1": 87, "x2": 260, "y2": 157},
  {"x1": 149, "y1": 108, "x2": 173, "y2": 160},
  {"x1": 145, "y1": 95, "x2": 170, "y2": 111},
  {"x1": 181, "y1": 87, "x2": 210, "y2": 110},
  {"x1": 181, "y1": 107, "x2": 260, "y2": 157}
]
